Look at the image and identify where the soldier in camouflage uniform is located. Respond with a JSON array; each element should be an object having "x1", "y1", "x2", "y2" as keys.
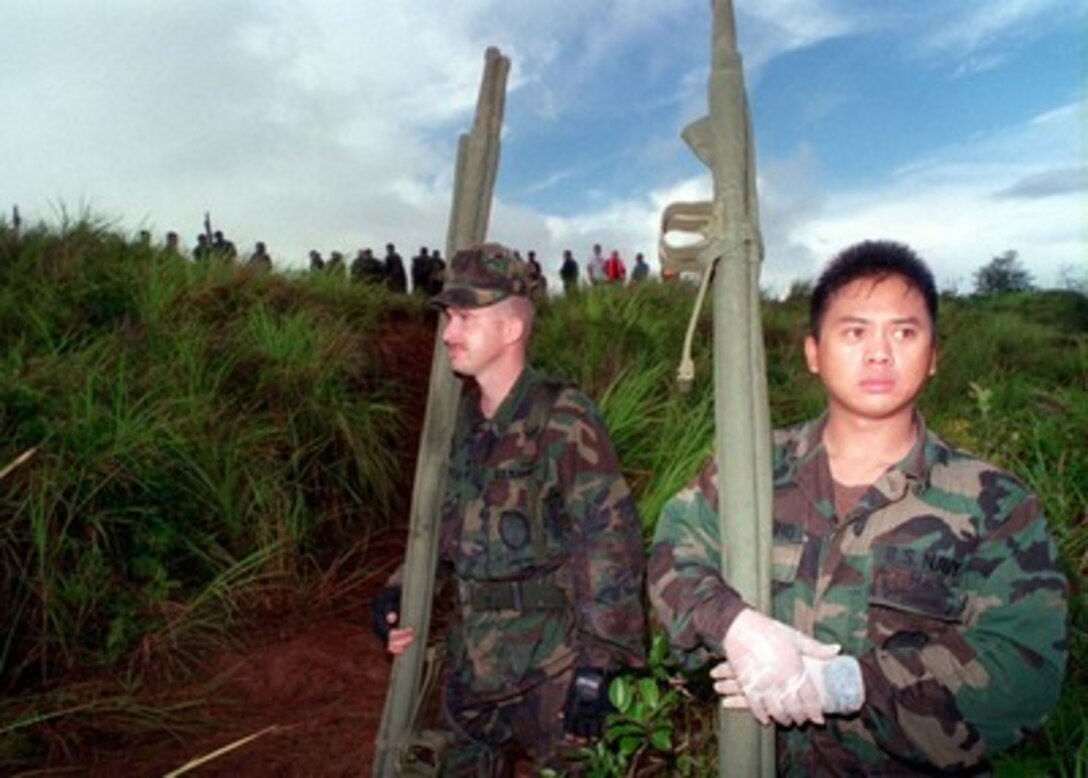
[
  {"x1": 648, "y1": 240, "x2": 1068, "y2": 775},
  {"x1": 375, "y1": 243, "x2": 646, "y2": 775}
]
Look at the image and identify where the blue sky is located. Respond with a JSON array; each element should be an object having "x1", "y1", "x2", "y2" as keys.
[{"x1": 1, "y1": 0, "x2": 1084, "y2": 292}]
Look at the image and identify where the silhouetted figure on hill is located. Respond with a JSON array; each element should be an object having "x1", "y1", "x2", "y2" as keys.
[
  {"x1": 247, "y1": 241, "x2": 272, "y2": 270},
  {"x1": 352, "y1": 248, "x2": 386, "y2": 284},
  {"x1": 212, "y1": 230, "x2": 237, "y2": 261},
  {"x1": 425, "y1": 249, "x2": 446, "y2": 296},
  {"x1": 560, "y1": 249, "x2": 579, "y2": 294},
  {"x1": 630, "y1": 252, "x2": 649, "y2": 284},
  {"x1": 164, "y1": 231, "x2": 181, "y2": 255},
  {"x1": 527, "y1": 250, "x2": 547, "y2": 295},
  {"x1": 327, "y1": 251, "x2": 346, "y2": 276},
  {"x1": 384, "y1": 242, "x2": 407, "y2": 293},
  {"x1": 309, "y1": 250, "x2": 326, "y2": 272},
  {"x1": 193, "y1": 234, "x2": 211, "y2": 261},
  {"x1": 411, "y1": 246, "x2": 433, "y2": 295},
  {"x1": 3, "y1": 205, "x2": 22, "y2": 248}
]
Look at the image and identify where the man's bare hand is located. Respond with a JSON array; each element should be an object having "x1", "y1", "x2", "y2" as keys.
[{"x1": 387, "y1": 624, "x2": 415, "y2": 655}]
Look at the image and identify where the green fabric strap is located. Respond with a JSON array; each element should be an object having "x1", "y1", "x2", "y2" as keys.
[{"x1": 524, "y1": 378, "x2": 564, "y2": 558}]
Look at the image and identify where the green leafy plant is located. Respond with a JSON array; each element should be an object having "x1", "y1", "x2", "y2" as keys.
[{"x1": 573, "y1": 632, "x2": 715, "y2": 777}]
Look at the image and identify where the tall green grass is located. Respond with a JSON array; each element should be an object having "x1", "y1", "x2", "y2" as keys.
[
  {"x1": 0, "y1": 219, "x2": 418, "y2": 708},
  {"x1": 534, "y1": 284, "x2": 720, "y2": 531},
  {"x1": 534, "y1": 280, "x2": 1087, "y2": 774},
  {"x1": 1, "y1": 219, "x2": 1084, "y2": 772}
]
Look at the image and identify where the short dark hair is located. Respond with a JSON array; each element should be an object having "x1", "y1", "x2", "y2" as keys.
[{"x1": 809, "y1": 240, "x2": 938, "y2": 338}]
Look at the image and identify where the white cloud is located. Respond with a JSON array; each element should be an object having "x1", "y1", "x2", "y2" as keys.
[
  {"x1": 736, "y1": 0, "x2": 860, "y2": 77},
  {"x1": 0, "y1": 1, "x2": 521, "y2": 264},
  {"x1": 0, "y1": 1, "x2": 735, "y2": 266},
  {"x1": 908, "y1": 0, "x2": 1084, "y2": 71},
  {"x1": 994, "y1": 167, "x2": 1088, "y2": 199},
  {"x1": 757, "y1": 144, "x2": 829, "y2": 288},
  {"x1": 576, "y1": 96, "x2": 1085, "y2": 296},
  {"x1": 791, "y1": 100, "x2": 1085, "y2": 291},
  {"x1": 0, "y1": 0, "x2": 1079, "y2": 288}
]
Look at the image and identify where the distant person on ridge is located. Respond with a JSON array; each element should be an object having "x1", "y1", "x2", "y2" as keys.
[
  {"x1": 424, "y1": 248, "x2": 446, "y2": 296},
  {"x1": 585, "y1": 243, "x2": 605, "y2": 286},
  {"x1": 411, "y1": 246, "x2": 432, "y2": 296},
  {"x1": 212, "y1": 230, "x2": 237, "y2": 261},
  {"x1": 559, "y1": 249, "x2": 579, "y2": 295},
  {"x1": 630, "y1": 252, "x2": 649, "y2": 284},
  {"x1": 384, "y1": 242, "x2": 408, "y2": 294},
  {"x1": 327, "y1": 251, "x2": 346, "y2": 276},
  {"x1": 526, "y1": 250, "x2": 547, "y2": 296},
  {"x1": 246, "y1": 241, "x2": 272, "y2": 270},
  {"x1": 603, "y1": 249, "x2": 626, "y2": 284},
  {"x1": 193, "y1": 234, "x2": 211, "y2": 262},
  {"x1": 352, "y1": 248, "x2": 385, "y2": 284}
]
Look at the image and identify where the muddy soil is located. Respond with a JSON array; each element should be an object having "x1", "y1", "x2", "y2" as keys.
[
  {"x1": 81, "y1": 541, "x2": 404, "y2": 777},
  {"x1": 21, "y1": 314, "x2": 439, "y2": 777}
]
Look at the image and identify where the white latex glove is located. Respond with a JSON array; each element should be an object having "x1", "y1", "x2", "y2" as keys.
[
  {"x1": 804, "y1": 654, "x2": 865, "y2": 715},
  {"x1": 720, "y1": 608, "x2": 841, "y2": 727},
  {"x1": 712, "y1": 659, "x2": 748, "y2": 723},
  {"x1": 714, "y1": 654, "x2": 865, "y2": 720}
]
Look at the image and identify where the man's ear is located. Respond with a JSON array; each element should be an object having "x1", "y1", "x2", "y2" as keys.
[
  {"x1": 502, "y1": 310, "x2": 526, "y2": 346},
  {"x1": 804, "y1": 334, "x2": 820, "y2": 375}
]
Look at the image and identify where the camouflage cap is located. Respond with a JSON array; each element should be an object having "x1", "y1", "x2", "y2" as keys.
[{"x1": 431, "y1": 243, "x2": 538, "y2": 309}]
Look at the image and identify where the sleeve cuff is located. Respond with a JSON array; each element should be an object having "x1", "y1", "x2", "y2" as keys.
[{"x1": 693, "y1": 586, "x2": 749, "y2": 651}]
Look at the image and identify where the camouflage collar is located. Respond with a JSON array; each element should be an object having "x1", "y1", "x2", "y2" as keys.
[
  {"x1": 465, "y1": 365, "x2": 539, "y2": 435},
  {"x1": 788, "y1": 412, "x2": 932, "y2": 489},
  {"x1": 902, "y1": 413, "x2": 933, "y2": 487},
  {"x1": 491, "y1": 366, "x2": 539, "y2": 434}
]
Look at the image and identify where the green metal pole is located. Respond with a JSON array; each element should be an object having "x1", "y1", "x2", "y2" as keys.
[
  {"x1": 680, "y1": 2, "x2": 774, "y2": 774},
  {"x1": 372, "y1": 47, "x2": 510, "y2": 778}
]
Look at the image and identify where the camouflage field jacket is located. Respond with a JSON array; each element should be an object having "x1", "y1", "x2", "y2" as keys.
[
  {"x1": 649, "y1": 413, "x2": 1068, "y2": 775},
  {"x1": 440, "y1": 367, "x2": 646, "y2": 699}
]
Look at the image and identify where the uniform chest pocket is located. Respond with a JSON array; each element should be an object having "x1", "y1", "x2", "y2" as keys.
[
  {"x1": 868, "y1": 547, "x2": 967, "y2": 651},
  {"x1": 867, "y1": 555, "x2": 966, "y2": 653},
  {"x1": 871, "y1": 565, "x2": 965, "y2": 621},
  {"x1": 484, "y1": 459, "x2": 552, "y2": 576},
  {"x1": 869, "y1": 545, "x2": 966, "y2": 620},
  {"x1": 487, "y1": 460, "x2": 536, "y2": 519}
]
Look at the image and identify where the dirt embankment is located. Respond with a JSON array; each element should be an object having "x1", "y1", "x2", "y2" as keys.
[
  {"x1": 38, "y1": 314, "x2": 438, "y2": 777},
  {"x1": 84, "y1": 541, "x2": 403, "y2": 777}
]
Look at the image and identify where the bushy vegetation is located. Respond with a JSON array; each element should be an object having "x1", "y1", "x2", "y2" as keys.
[
  {"x1": 540, "y1": 281, "x2": 1087, "y2": 774},
  {"x1": 0, "y1": 221, "x2": 1084, "y2": 773},
  {"x1": 973, "y1": 249, "x2": 1035, "y2": 295},
  {"x1": 0, "y1": 218, "x2": 429, "y2": 763}
]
